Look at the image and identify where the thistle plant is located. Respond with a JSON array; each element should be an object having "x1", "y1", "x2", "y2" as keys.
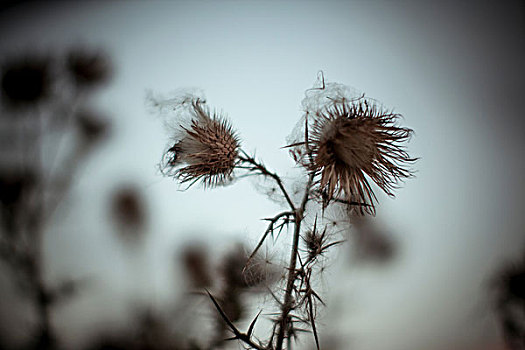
[{"x1": 153, "y1": 73, "x2": 417, "y2": 350}]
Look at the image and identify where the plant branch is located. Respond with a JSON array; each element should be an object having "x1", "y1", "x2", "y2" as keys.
[
  {"x1": 275, "y1": 170, "x2": 315, "y2": 350},
  {"x1": 238, "y1": 150, "x2": 296, "y2": 212}
]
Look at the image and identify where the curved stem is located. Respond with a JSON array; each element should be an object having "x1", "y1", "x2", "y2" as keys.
[{"x1": 238, "y1": 151, "x2": 296, "y2": 212}]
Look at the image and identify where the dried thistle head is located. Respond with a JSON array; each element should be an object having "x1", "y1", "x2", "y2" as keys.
[
  {"x1": 289, "y1": 78, "x2": 416, "y2": 215},
  {"x1": 159, "y1": 98, "x2": 240, "y2": 188}
]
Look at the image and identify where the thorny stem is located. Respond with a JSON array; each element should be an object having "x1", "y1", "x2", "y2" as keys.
[
  {"x1": 275, "y1": 170, "x2": 315, "y2": 350},
  {"x1": 237, "y1": 149, "x2": 320, "y2": 349}
]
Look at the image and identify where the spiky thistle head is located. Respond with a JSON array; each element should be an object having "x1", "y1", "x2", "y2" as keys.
[
  {"x1": 160, "y1": 97, "x2": 240, "y2": 188},
  {"x1": 288, "y1": 78, "x2": 416, "y2": 215}
]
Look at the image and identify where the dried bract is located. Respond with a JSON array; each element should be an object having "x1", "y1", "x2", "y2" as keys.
[
  {"x1": 289, "y1": 80, "x2": 416, "y2": 214},
  {"x1": 160, "y1": 98, "x2": 240, "y2": 188}
]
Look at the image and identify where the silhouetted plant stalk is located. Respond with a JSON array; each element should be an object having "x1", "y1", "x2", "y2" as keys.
[
  {"x1": 237, "y1": 150, "x2": 316, "y2": 349},
  {"x1": 0, "y1": 48, "x2": 111, "y2": 349},
  {"x1": 154, "y1": 72, "x2": 417, "y2": 349}
]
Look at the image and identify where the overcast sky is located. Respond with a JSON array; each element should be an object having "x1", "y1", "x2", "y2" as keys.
[{"x1": 1, "y1": 1, "x2": 524, "y2": 350}]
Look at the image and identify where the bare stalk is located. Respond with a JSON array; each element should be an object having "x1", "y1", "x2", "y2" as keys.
[
  {"x1": 275, "y1": 171, "x2": 315, "y2": 350},
  {"x1": 237, "y1": 150, "x2": 319, "y2": 349},
  {"x1": 237, "y1": 149, "x2": 319, "y2": 349}
]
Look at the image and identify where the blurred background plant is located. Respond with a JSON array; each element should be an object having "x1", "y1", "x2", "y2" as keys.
[
  {"x1": 491, "y1": 249, "x2": 525, "y2": 350},
  {"x1": 0, "y1": 47, "x2": 111, "y2": 349}
]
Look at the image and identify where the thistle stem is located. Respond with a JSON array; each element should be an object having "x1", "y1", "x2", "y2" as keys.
[
  {"x1": 275, "y1": 171, "x2": 315, "y2": 350},
  {"x1": 237, "y1": 150, "x2": 317, "y2": 349}
]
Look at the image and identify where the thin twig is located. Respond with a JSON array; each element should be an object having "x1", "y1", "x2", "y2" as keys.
[{"x1": 238, "y1": 150, "x2": 296, "y2": 212}]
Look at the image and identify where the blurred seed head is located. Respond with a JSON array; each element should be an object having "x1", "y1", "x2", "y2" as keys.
[
  {"x1": 67, "y1": 48, "x2": 111, "y2": 87},
  {"x1": 350, "y1": 214, "x2": 396, "y2": 264},
  {"x1": 180, "y1": 244, "x2": 211, "y2": 289},
  {"x1": 110, "y1": 186, "x2": 146, "y2": 239},
  {"x1": 1, "y1": 56, "x2": 50, "y2": 108},
  {"x1": 159, "y1": 97, "x2": 240, "y2": 188},
  {"x1": 75, "y1": 109, "x2": 110, "y2": 144}
]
